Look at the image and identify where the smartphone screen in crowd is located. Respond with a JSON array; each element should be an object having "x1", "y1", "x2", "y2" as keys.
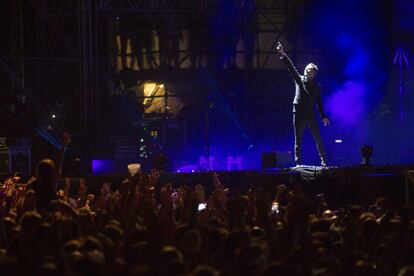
[
  {"x1": 271, "y1": 202, "x2": 279, "y2": 214},
  {"x1": 198, "y1": 203, "x2": 207, "y2": 211}
]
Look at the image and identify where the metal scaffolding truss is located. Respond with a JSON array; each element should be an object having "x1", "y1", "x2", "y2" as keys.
[
  {"x1": 98, "y1": 0, "x2": 298, "y2": 13},
  {"x1": 0, "y1": 0, "x2": 303, "y2": 138},
  {"x1": 96, "y1": 0, "x2": 303, "y2": 70},
  {"x1": 0, "y1": 0, "x2": 101, "y2": 136},
  {"x1": 97, "y1": 0, "x2": 296, "y2": 15}
]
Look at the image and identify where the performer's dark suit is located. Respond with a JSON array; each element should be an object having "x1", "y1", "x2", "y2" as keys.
[{"x1": 281, "y1": 54, "x2": 328, "y2": 166}]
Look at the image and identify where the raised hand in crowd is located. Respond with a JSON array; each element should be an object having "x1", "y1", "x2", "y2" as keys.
[
  {"x1": 93, "y1": 182, "x2": 111, "y2": 210},
  {"x1": 148, "y1": 169, "x2": 160, "y2": 191},
  {"x1": 160, "y1": 183, "x2": 174, "y2": 209},
  {"x1": 195, "y1": 184, "x2": 205, "y2": 203},
  {"x1": 84, "y1": 194, "x2": 95, "y2": 210},
  {"x1": 54, "y1": 132, "x2": 72, "y2": 183},
  {"x1": 64, "y1": 177, "x2": 71, "y2": 199},
  {"x1": 211, "y1": 172, "x2": 229, "y2": 207},
  {"x1": 101, "y1": 182, "x2": 111, "y2": 198},
  {"x1": 159, "y1": 183, "x2": 176, "y2": 245},
  {"x1": 76, "y1": 178, "x2": 87, "y2": 207}
]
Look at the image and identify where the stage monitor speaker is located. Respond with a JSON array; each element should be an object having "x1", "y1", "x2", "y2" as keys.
[{"x1": 262, "y1": 152, "x2": 293, "y2": 169}]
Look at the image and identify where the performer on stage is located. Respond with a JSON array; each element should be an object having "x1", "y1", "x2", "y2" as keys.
[{"x1": 276, "y1": 42, "x2": 330, "y2": 166}]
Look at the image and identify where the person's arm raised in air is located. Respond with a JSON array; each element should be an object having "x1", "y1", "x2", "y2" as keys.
[
  {"x1": 53, "y1": 132, "x2": 71, "y2": 188},
  {"x1": 277, "y1": 42, "x2": 302, "y2": 84}
]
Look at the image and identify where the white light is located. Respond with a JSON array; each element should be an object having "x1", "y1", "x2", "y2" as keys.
[
  {"x1": 140, "y1": 138, "x2": 144, "y2": 142},
  {"x1": 51, "y1": 114, "x2": 56, "y2": 119},
  {"x1": 191, "y1": 170, "x2": 195, "y2": 172},
  {"x1": 335, "y1": 139, "x2": 342, "y2": 143}
]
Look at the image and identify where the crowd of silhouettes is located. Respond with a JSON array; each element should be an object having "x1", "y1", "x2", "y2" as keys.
[
  {"x1": 1, "y1": 132, "x2": 414, "y2": 275},
  {"x1": 117, "y1": 0, "x2": 257, "y2": 70}
]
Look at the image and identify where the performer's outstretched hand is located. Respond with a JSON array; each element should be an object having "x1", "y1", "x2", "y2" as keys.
[
  {"x1": 276, "y1": 42, "x2": 284, "y2": 56},
  {"x1": 323, "y1": 118, "x2": 330, "y2": 126}
]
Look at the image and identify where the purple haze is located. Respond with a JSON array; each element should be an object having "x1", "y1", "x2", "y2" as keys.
[{"x1": 325, "y1": 81, "x2": 366, "y2": 125}]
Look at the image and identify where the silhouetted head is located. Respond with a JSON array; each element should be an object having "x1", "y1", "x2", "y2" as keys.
[
  {"x1": 36, "y1": 159, "x2": 56, "y2": 183},
  {"x1": 19, "y1": 211, "x2": 42, "y2": 233}
]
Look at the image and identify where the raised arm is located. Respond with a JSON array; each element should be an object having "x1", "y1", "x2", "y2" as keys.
[
  {"x1": 53, "y1": 132, "x2": 71, "y2": 186},
  {"x1": 277, "y1": 42, "x2": 302, "y2": 84}
]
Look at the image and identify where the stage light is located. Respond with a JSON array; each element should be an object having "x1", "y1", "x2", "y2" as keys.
[
  {"x1": 335, "y1": 139, "x2": 342, "y2": 143},
  {"x1": 51, "y1": 114, "x2": 56, "y2": 119},
  {"x1": 361, "y1": 145, "x2": 373, "y2": 165}
]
